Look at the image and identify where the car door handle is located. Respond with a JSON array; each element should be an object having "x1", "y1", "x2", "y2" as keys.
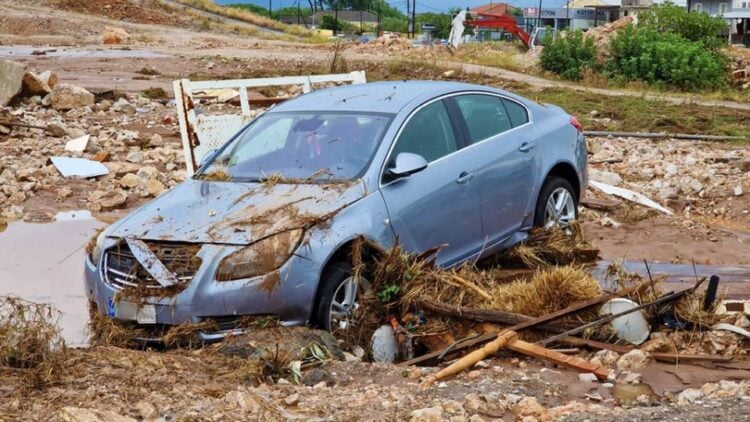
[
  {"x1": 456, "y1": 171, "x2": 474, "y2": 184},
  {"x1": 519, "y1": 142, "x2": 536, "y2": 153}
]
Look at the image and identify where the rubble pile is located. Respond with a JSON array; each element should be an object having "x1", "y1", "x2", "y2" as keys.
[
  {"x1": 0, "y1": 59, "x2": 186, "y2": 222},
  {"x1": 585, "y1": 16, "x2": 635, "y2": 58},
  {"x1": 587, "y1": 136, "x2": 749, "y2": 220}
]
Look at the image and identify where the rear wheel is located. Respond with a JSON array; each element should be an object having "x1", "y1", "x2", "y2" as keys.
[
  {"x1": 534, "y1": 177, "x2": 578, "y2": 229},
  {"x1": 313, "y1": 262, "x2": 370, "y2": 333}
]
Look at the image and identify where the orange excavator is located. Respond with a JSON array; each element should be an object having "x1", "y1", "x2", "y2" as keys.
[{"x1": 465, "y1": 13, "x2": 531, "y2": 49}]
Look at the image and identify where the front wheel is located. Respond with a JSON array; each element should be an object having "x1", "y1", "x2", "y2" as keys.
[
  {"x1": 313, "y1": 262, "x2": 370, "y2": 333},
  {"x1": 534, "y1": 177, "x2": 578, "y2": 229}
]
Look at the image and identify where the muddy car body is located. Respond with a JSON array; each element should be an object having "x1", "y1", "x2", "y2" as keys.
[{"x1": 84, "y1": 81, "x2": 587, "y2": 339}]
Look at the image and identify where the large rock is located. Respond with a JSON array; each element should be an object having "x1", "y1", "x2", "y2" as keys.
[
  {"x1": 50, "y1": 84, "x2": 95, "y2": 110},
  {"x1": 22, "y1": 70, "x2": 58, "y2": 96},
  {"x1": 103, "y1": 27, "x2": 130, "y2": 45},
  {"x1": 616, "y1": 349, "x2": 652, "y2": 370},
  {"x1": 88, "y1": 190, "x2": 128, "y2": 211},
  {"x1": 0, "y1": 60, "x2": 24, "y2": 105}
]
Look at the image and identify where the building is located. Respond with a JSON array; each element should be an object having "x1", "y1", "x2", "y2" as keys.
[
  {"x1": 522, "y1": 4, "x2": 612, "y2": 31},
  {"x1": 693, "y1": 0, "x2": 750, "y2": 44}
]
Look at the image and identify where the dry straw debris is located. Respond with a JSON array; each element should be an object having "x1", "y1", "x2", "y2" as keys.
[{"x1": 0, "y1": 296, "x2": 67, "y2": 389}]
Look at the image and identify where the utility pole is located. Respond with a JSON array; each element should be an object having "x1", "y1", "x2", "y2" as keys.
[
  {"x1": 334, "y1": 0, "x2": 339, "y2": 36},
  {"x1": 360, "y1": 0, "x2": 363, "y2": 33},
  {"x1": 537, "y1": 0, "x2": 543, "y2": 30},
  {"x1": 377, "y1": 0, "x2": 382, "y2": 36},
  {"x1": 412, "y1": 0, "x2": 416, "y2": 39},
  {"x1": 269, "y1": 0, "x2": 272, "y2": 19},
  {"x1": 406, "y1": 0, "x2": 411, "y2": 38}
]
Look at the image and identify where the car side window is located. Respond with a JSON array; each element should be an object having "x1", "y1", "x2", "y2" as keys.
[
  {"x1": 503, "y1": 99, "x2": 529, "y2": 127},
  {"x1": 454, "y1": 94, "x2": 513, "y2": 143},
  {"x1": 390, "y1": 100, "x2": 458, "y2": 164}
]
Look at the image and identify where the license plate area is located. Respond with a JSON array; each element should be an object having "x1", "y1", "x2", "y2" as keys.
[{"x1": 111, "y1": 299, "x2": 157, "y2": 324}]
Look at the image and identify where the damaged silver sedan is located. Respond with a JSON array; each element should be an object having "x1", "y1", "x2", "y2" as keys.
[{"x1": 84, "y1": 81, "x2": 587, "y2": 340}]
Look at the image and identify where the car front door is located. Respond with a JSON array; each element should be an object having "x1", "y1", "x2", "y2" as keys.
[
  {"x1": 449, "y1": 94, "x2": 539, "y2": 248},
  {"x1": 379, "y1": 98, "x2": 483, "y2": 267}
]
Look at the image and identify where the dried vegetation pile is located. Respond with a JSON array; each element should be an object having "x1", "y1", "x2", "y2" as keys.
[{"x1": 0, "y1": 297, "x2": 67, "y2": 389}]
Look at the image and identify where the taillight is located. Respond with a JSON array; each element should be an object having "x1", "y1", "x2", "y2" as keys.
[{"x1": 570, "y1": 116, "x2": 583, "y2": 132}]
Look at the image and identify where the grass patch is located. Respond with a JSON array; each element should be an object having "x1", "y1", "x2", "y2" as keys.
[
  {"x1": 529, "y1": 87, "x2": 750, "y2": 140},
  {"x1": 173, "y1": 0, "x2": 323, "y2": 40}
]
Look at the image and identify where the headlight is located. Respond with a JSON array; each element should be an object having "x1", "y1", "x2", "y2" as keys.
[
  {"x1": 88, "y1": 229, "x2": 107, "y2": 263},
  {"x1": 216, "y1": 229, "x2": 303, "y2": 281}
]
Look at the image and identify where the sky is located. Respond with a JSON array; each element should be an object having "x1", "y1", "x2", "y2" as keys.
[{"x1": 215, "y1": 0, "x2": 553, "y2": 13}]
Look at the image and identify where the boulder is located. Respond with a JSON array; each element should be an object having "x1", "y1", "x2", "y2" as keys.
[
  {"x1": 88, "y1": 190, "x2": 127, "y2": 211},
  {"x1": 22, "y1": 71, "x2": 58, "y2": 96},
  {"x1": 145, "y1": 178, "x2": 165, "y2": 196},
  {"x1": 119, "y1": 173, "x2": 140, "y2": 189},
  {"x1": 676, "y1": 388, "x2": 703, "y2": 405},
  {"x1": 589, "y1": 168, "x2": 623, "y2": 186},
  {"x1": 148, "y1": 133, "x2": 164, "y2": 147},
  {"x1": 513, "y1": 397, "x2": 547, "y2": 420},
  {"x1": 104, "y1": 162, "x2": 141, "y2": 176},
  {"x1": 50, "y1": 84, "x2": 95, "y2": 111},
  {"x1": 0, "y1": 60, "x2": 24, "y2": 105},
  {"x1": 616, "y1": 349, "x2": 652, "y2": 370},
  {"x1": 409, "y1": 406, "x2": 444, "y2": 422},
  {"x1": 46, "y1": 123, "x2": 67, "y2": 138},
  {"x1": 102, "y1": 27, "x2": 130, "y2": 45}
]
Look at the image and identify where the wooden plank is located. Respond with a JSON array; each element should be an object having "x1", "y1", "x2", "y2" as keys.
[
  {"x1": 507, "y1": 339, "x2": 610, "y2": 380},
  {"x1": 400, "y1": 294, "x2": 612, "y2": 367}
]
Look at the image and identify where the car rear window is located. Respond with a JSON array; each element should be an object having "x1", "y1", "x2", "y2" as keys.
[
  {"x1": 503, "y1": 99, "x2": 529, "y2": 127},
  {"x1": 454, "y1": 94, "x2": 513, "y2": 143}
]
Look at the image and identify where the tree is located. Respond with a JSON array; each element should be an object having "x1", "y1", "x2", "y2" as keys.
[
  {"x1": 637, "y1": 1, "x2": 726, "y2": 49},
  {"x1": 319, "y1": 14, "x2": 344, "y2": 31},
  {"x1": 416, "y1": 12, "x2": 452, "y2": 39}
]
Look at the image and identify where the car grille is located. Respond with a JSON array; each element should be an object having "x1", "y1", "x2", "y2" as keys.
[{"x1": 103, "y1": 241, "x2": 202, "y2": 291}]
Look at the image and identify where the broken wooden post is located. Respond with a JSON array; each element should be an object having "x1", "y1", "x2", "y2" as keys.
[{"x1": 421, "y1": 329, "x2": 609, "y2": 388}]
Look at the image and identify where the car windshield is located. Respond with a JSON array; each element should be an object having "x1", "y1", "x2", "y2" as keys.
[{"x1": 197, "y1": 112, "x2": 392, "y2": 182}]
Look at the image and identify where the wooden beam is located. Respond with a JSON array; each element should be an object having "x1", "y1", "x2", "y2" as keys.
[
  {"x1": 400, "y1": 294, "x2": 612, "y2": 367},
  {"x1": 507, "y1": 339, "x2": 610, "y2": 380},
  {"x1": 421, "y1": 330, "x2": 609, "y2": 387}
]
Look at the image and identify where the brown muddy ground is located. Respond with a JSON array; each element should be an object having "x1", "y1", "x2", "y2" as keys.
[{"x1": 2, "y1": 3, "x2": 750, "y2": 421}]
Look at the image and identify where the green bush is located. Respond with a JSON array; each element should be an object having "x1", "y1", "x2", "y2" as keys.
[
  {"x1": 320, "y1": 15, "x2": 344, "y2": 32},
  {"x1": 637, "y1": 1, "x2": 726, "y2": 49},
  {"x1": 608, "y1": 26, "x2": 727, "y2": 91},
  {"x1": 539, "y1": 30, "x2": 597, "y2": 81}
]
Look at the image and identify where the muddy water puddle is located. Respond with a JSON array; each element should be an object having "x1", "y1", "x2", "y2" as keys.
[
  {"x1": 0, "y1": 212, "x2": 103, "y2": 346},
  {"x1": 0, "y1": 46, "x2": 168, "y2": 59}
]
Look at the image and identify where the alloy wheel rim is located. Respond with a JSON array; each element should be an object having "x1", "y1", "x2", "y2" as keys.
[
  {"x1": 544, "y1": 187, "x2": 576, "y2": 229},
  {"x1": 328, "y1": 275, "x2": 368, "y2": 332}
]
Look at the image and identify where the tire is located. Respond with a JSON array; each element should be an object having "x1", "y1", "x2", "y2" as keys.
[
  {"x1": 533, "y1": 176, "x2": 578, "y2": 228},
  {"x1": 313, "y1": 261, "x2": 356, "y2": 332}
]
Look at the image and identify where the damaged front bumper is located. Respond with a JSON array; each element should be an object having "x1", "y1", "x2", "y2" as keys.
[{"x1": 84, "y1": 238, "x2": 321, "y2": 342}]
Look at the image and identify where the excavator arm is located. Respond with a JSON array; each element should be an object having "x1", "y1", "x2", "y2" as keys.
[{"x1": 465, "y1": 13, "x2": 531, "y2": 48}]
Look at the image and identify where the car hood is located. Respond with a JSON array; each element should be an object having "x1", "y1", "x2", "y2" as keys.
[{"x1": 108, "y1": 178, "x2": 367, "y2": 245}]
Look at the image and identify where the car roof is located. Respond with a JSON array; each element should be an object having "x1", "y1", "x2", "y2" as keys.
[{"x1": 267, "y1": 80, "x2": 524, "y2": 115}]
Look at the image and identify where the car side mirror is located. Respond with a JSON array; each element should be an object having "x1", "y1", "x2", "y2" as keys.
[
  {"x1": 388, "y1": 152, "x2": 428, "y2": 178},
  {"x1": 199, "y1": 149, "x2": 218, "y2": 169}
]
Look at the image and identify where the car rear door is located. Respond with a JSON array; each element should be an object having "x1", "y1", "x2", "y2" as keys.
[
  {"x1": 379, "y1": 98, "x2": 483, "y2": 267},
  {"x1": 448, "y1": 93, "x2": 538, "y2": 248}
]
